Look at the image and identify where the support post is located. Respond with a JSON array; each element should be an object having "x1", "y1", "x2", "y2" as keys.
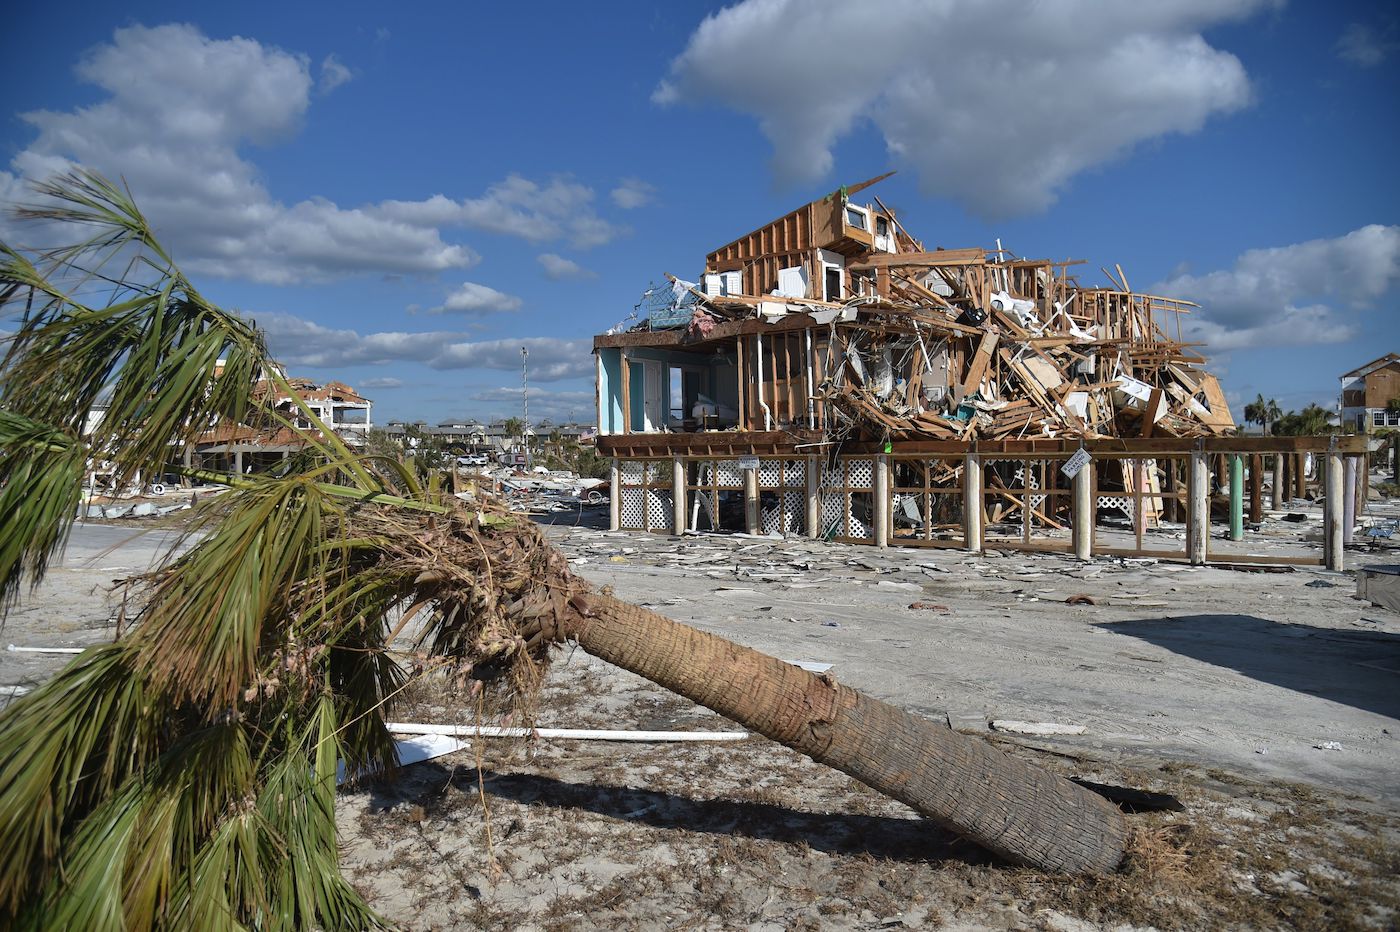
[
  {"x1": 874, "y1": 455, "x2": 890, "y2": 548},
  {"x1": 1295, "y1": 453, "x2": 1307, "y2": 500},
  {"x1": 1248, "y1": 454, "x2": 1262, "y2": 524},
  {"x1": 1271, "y1": 453, "x2": 1284, "y2": 511},
  {"x1": 1228, "y1": 454, "x2": 1244, "y2": 542},
  {"x1": 743, "y1": 464, "x2": 760, "y2": 535},
  {"x1": 609, "y1": 458, "x2": 621, "y2": 531},
  {"x1": 672, "y1": 456, "x2": 687, "y2": 535},
  {"x1": 963, "y1": 450, "x2": 982, "y2": 553},
  {"x1": 1343, "y1": 455, "x2": 1357, "y2": 544},
  {"x1": 1325, "y1": 448, "x2": 1344, "y2": 571},
  {"x1": 805, "y1": 458, "x2": 820, "y2": 539},
  {"x1": 181, "y1": 444, "x2": 193, "y2": 488},
  {"x1": 1072, "y1": 462, "x2": 1093, "y2": 561},
  {"x1": 234, "y1": 448, "x2": 244, "y2": 476},
  {"x1": 1187, "y1": 450, "x2": 1209, "y2": 565}
]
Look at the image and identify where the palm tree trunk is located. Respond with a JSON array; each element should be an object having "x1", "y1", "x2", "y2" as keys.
[{"x1": 560, "y1": 592, "x2": 1129, "y2": 874}]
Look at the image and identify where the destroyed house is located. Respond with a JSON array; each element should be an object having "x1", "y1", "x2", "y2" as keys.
[
  {"x1": 187, "y1": 375, "x2": 375, "y2": 474},
  {"x1": 593, "y1": 175, "x2": 1365, "y2": 568}
]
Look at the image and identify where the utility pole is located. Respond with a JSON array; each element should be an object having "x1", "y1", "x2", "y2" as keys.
[{"x1": 521, "y1": 346, "x2": 531, "y2": 469}]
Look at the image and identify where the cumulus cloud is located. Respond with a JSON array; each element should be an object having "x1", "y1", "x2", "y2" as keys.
[
  {"x1": 470, "y1": 386, "x2": 596, "y2": 422},
  {"x1": 1152, "y1": 224, "x2": 1400, "y2": 351},
  {"x1": 537, "y1": 253, "x2": 596, "y2": 281},
  {"x1": 610, "y1": 177, "x2": 656, "y2": 209},
  {"x1": 376, "y1": 176, "x2": 626, "y2": 248},
  {"x1": 656, "y1": 0, "x2": 1276, "y2": 218},
  {"x1": 257, "y1": 312, "x2": 592, "y2": 379},
  {"x1": 318, "y1": 54, "x2": 353, "y2": 93},
  {"x1": 0, "y1": 24, "x2": 623, "y2": 284},
  {"x1": 432, "y1": 281, "x2": 523, "y2": 315},
  {"x1": 1336, "y1": 23, "x2": 1397, "y2": 67},
  {"x1": 359, "y1": 376, "x2": 403, "y2": 389}
]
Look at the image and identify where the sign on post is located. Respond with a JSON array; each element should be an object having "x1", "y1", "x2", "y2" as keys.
[
  {"x1": 1061, "y1": 448, "x2": 1092, "y2": 479},
  {"x1": 737, "y1": 455, "x2": 760, "y2": 471}
]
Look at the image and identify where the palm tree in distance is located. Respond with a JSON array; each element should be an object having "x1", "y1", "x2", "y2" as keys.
[{"x1": 0, "y1": 173, "x2": 1127, "y2": 929}]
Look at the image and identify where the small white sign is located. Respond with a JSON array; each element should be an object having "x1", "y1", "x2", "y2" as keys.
[
  {"x1": 1061, "y1": 448, "x2": 1092, "y2": 479},
  {"x1": 737, "y1": 455, "x2": 760, "y2": 471}
]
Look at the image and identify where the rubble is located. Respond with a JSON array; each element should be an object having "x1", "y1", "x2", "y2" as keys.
[{"x1": 626, "y1": 172, "x2": 1232, "y2": 444}]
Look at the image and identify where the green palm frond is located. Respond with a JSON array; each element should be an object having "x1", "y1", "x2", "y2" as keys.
[
  {"x1": 0, "y1": 411, "x2": 90, "y2": 607},
  {"x1": 0, "y1": 171, "x2": 563, "y2": 928}
]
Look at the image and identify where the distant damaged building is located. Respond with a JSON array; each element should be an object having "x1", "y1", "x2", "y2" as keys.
[{"x1": 593, "y1": 174, "x2": 1361, "y2": 568}]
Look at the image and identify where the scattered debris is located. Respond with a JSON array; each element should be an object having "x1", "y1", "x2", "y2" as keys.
[
  {"x1": 908, "y1": 601, "x2": 952, "y2": 613},
  {"x1": 386, "y1": 724, "x2": 749, "y2": 743},
  {"x1": 991, "y1": 721, "x2": 1088, "y2": 736},
  {"x1": 1065, "y1": 594, "x2": 1098, "y2": 606}
]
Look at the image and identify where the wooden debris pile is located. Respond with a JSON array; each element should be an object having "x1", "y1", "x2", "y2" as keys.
[{"x1": 659, "y1": 248, "x2": 1233, "y2": 443}]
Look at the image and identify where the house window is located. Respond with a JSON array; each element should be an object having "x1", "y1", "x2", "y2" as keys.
[
  {"x1": 876, "y1": 215, "x2": 889, "y2": 237},
  {"x1": 845, "y1": 205, "x2": 870, "y2": 232}
]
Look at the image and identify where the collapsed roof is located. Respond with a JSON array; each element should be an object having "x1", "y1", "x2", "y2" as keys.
[{"x1": 628, "y1": 173, "x2": 1233, "y2": 442}]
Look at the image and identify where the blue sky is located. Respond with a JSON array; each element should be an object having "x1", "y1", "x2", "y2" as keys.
[{"x1": 3, "y1": 0, "x2": 1398, "y2": 425}]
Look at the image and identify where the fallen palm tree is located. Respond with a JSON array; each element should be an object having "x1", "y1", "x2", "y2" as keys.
[{"x1": 0, "y1": 173, "x2": 1128, "y2": 930}]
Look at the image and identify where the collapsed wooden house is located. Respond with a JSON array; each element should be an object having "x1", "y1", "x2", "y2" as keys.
[{"x1": 593, "y1": 175, "x2": 1363, "y2": 567}]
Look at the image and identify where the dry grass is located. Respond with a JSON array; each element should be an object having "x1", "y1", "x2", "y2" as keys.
[{"x1": 338, "y1": 667, "x2": 1400, "y2": 931}]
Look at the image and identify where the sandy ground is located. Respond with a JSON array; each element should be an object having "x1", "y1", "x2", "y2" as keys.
[{"x1": 4, "y1": 515, "x2": 1399, "y2": 929}]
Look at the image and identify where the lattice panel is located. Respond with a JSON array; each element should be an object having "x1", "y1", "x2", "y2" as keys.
[
  {"x1": 845, "y1": 502, "x2": 872, "y2": 539},
  {"x1": 758, "y1": 458, "x2": 806, "y2": 490},
  {"x1": 1013, "y1": 465, "x2": 1047, "y2": 510},
  {"x1": 846, "y1": 459, "x2": 874, "y2": 490},
  {"x1": 821, "y1": 463, "x2": 843, "y2": 488},
  {"x1": 619, "y1": 461, "x2": 646, "y2": 482},
  {"x1": 706, "y1": 460, "x2": 742, "y2": 486},
  {"x1": 820, "y1": 492, "x2": 844, "y2": 536},
  {"x1": 761, "y1": 490, "x2": 805, "y2": 535},
  {"x1": 620, "y1": 488, "x2": 645, "y2": 529},
  {"x1": 1097, "y1": 495, "x2": 1131, "y2": 519},
  {"x1": 645, "y1": 489, "x2": 673, "y2": 529}
]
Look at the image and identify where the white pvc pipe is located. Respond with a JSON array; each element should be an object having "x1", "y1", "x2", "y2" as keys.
[
  {"x1": 755, "y1": 331, "x2": 773, "y2": 431},
  {"x1": 805, "y1": 327, "x2": 816, "y2": 429},
  {"x1": 387, "y1": 724, "x2": 749, "y2": 742},
  {"x1": 7, "y1": 645, "x2": 84, "y2": 654}
]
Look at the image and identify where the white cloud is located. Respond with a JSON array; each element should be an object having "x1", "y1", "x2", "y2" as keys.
[
  {"x1": 1336, "y1": 23, "x2": 1397, "y2": 67},
  {"x1": 359, "y1": 376, "x2": 403, "y2": 389},
  {"x1": 257, "y1": 312, "x2": 591, "y2": 379},
  {"x1": 0, "y1": 24, "x2": 622, "y2": 284},
  {"x1": 433, "y1": 281, "x2": 523, "y2": 315},
  {"x1": 656, "y1": 0, "x2": 1276, "y2": 218},
  {"x1": 318, "y1": 54, "x2": 353, "y2": 93},
  {"x1": 537, "y1": 253, "x2": 596, "y2": 281},
  {"x1": 1152, "y1": 224, "x2": 1400, "y2": 351},
  {"x1": 470, "y1": 386, "x2": 596, "y2": 422},
  {"x1": 610, "y1": 177, "x2": 656, "y2": 209}
]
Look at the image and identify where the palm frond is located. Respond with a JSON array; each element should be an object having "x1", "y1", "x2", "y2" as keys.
[
  {"x1": 0, "y1": 172, "x2": 573, "y2": 928},
  {"x1": 0, "y1": 411, "x2": 89, "y2": 608}
]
